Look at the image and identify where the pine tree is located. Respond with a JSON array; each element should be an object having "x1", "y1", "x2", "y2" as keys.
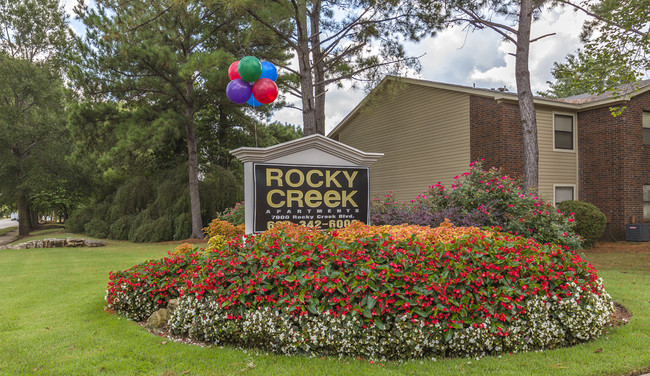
[{"x1": 71, "y1": 0, "x2": 290, "y2": 238}]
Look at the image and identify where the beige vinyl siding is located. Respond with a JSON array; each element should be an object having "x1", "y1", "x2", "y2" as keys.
[
  {"x1": 536, "y1": 109, "x2": 579, "y2": 202},
  {"x1": 338, "y1": 84, "x2": 470, "y2": 201}
]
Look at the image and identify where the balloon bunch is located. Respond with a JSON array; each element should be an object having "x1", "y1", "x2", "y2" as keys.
[{"x1": 226, "y1": 56, "x2": 278, "y2": 107}]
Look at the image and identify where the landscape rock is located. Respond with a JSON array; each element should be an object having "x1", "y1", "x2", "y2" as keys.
[
  {"x1": 0, "y1": 238, "x2": 106, "y2": 250},
  {"x1": 84, "y1": 239, "x2": 106, "y2": 247},
  {"x1": 167, "y1": 299, "x2": 179, "y2": 314},
  {"x1": 43, "y1": 238, "x2": 66, "y2": 248},
  {"x1": 145, "y1": 309, "x2": 171, "y2": 329},
  {"x1": 65, "y1": 238, "x2": 85, "y2": 247}
]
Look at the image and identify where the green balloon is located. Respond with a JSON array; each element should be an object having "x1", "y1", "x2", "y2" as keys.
[{"x1": 238, "y1": 56, "x2": 262, "y2": 82}]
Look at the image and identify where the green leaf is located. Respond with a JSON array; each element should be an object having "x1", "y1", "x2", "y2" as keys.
[
  {"x1": 307, "y1": 303, "x2": 319, "y2": 315},
  {"x1": 367, "y1": 296, "x2": 377, "y2": 310},
  {"x1": 414, "y1": 309, "x2": 430, "y2": 318},
  {"x1": 444, "y1": 330, "x2": 453, "y2": 343}
]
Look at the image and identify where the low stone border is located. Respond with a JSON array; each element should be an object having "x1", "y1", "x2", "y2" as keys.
[{"x1": 0, "y1": 238, "x2": 106, "y2": 250}]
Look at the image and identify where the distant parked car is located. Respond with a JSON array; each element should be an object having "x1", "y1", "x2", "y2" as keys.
[{"x1": 10, "y1": 212, "x2": 18, "y2": 221}]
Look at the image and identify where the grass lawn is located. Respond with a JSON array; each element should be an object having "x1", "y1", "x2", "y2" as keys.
[{"x1": 1, "y1": 232, "x2": 649, "y2": 376}]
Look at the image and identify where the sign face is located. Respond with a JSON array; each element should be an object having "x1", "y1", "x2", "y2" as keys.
[{"x1": 253, "y1": 163, "x2": 369, "y2": 232}]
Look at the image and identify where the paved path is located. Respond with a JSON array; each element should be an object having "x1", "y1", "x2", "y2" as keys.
[
  {"x1": 0, "y1": 219, "x2": 19, "y2": 246},
  {"x1": 0, "y1": 218, "x2": 18, "y2": 229}
]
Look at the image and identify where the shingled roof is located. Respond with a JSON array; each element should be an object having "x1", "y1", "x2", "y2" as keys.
[{"x1": 554, "y1": 79, "x2": 650, "y2": 104}]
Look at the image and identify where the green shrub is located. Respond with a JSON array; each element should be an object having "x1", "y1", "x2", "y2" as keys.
[
  {"x1": 66, "y1": 207, "x2": 93, "y2": 233},
  {"x1": 212, "y1": 202, "x2": 245, "y2": 226},
  {"x1": 109, "y1": 215, "x2": 135, "y2": 240},
  {"x1": 129, "y1": 215, "x2": 174, "y2": 243},
  {"x1": 173, "y1": 212, "x2": 192, "y2": 240},
  {"x1": 199, "y1": 166, "x2": 243, "y2": 224},
  {"x1": 107, "y1": 223, "x2": 613, "y2": 360},
  {"x1": 110, "y1": 177, "x2": 155, "y2": 219},
  {"x1": 68, "y1": 164, "x2": 243, "y2": 242},
  {"x1": 84, "y1": 218, "x2": 110, "y2": 239},
  {"x1": 558, "y1": 200, "x2": 607, "y2": 248}
]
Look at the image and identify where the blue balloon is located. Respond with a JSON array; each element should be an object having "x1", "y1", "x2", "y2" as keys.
[
  {"x1": 247, "y1": 95, "x2": 263, "y2": 107},
  {"x1": 260, "y1": 61, "x2": 278, "y2": 81},
  {"x1": 226, "y1": 79, "x2": 252, "y2": 104}
]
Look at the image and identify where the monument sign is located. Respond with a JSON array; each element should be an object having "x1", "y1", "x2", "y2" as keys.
[{"x1": 231, "y1": 134, "x2": 382, "y2": 233}]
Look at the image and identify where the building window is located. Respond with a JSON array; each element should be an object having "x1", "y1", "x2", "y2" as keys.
[
  {"x1": 555, "y1": 186, "x2": 574, "y2": 206},
  {"x1": 554, "y1": 114, "x2": 574, "y2": 150},
  {"x1": 643, "y1": 112, "x2": 650, "y2": 145},
  {"x1": 644, "y1": 185, "x2": 650, "y2": 220}
]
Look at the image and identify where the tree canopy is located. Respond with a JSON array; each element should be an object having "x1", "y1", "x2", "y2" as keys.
[
  {"x1": 0, "y1": 0, "x2": 72, "y2": 236},
  {"x1": 538, "y1": 49, "x2": 637, "y2": 98},
  {"x1": 71, "y1": 0, "x2": 291, "y2": 238},
  {"x1": 0, "y1": 55, "x2": 71, "y2": 234},
  {"x1": 235, "y1": 0, "x2": 445, "y2": 135},
  {"x1": 548, "y1": 0, "x2": 648, "y2": 96},
  {"x1": 0, "y1": 0, "x2": 70, "y2": 63}
]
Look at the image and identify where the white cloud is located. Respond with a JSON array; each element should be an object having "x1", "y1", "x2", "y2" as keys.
[
  {"x1": 467, "y1": 8, "x2": 588, "y2": 93},
  {"x1": 272, "y1": 6, "x2": 591, "y2": 132},
  {"x1": 62, "y1": 0, "x2": 93, "y2": 36},
  {"x1": 61, "y1": 0, "x2": 80, "y2": 14},
  {"x1": 60, "y1": 1, "x2": 592, "y2": 133}
]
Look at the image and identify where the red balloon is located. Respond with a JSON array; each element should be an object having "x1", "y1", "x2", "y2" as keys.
[
  {"x1": 228, "y1": 61, "x2": 240, "y2": 80},
  {"x1": 252, "y1": 78, "x2": 278, "y2": 104}
]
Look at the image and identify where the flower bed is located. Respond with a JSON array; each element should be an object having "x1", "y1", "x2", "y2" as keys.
[
  {"x1": 371, "y1": 162, "x2": 582, "y2": 249},
  {"x1": 106, "y1": 222, "x2": 614, "y2": 360}
]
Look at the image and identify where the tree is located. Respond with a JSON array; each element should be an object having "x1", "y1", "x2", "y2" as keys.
[
  {"x1": 0, "y1": 0, "x2": 71, "y2": 236},
  {"x1": 538, "y1": 49, "x2": 636, "y2": 98},
  {"x1": 442, "y1": 0, "x2": 545, "y2": 189},
  {"x1": 72, "y1": 0, "x2": 290, "y2": 238},
  {"x1": 553, "y1": 0, "x2": 648, "y2": 96},
  {"x1": 440, "y1": 0, "x2": 647, "y2": 189},
  {"x1": 66, "y1": 99, "x2": 303, "y2": 242},
  {"x1": 0, "y1": 56, "x2": 70, "y2": 235},
  {"x1": 0, "y1": 0, "x2": 69, "y2": 63},
  {"x1": 237, "y1": 0, "x2": 444, "y2": 135},
  {"x1": 195, "y1": 99, "x2": 304, "y2": 170}
]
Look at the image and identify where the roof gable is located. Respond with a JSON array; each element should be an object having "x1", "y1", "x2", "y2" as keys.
[{"x1": 230, "y1": 134, "x2": 383, "y2": 167}]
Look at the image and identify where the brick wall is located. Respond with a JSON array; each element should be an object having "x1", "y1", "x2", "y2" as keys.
[
  {"x1": 577, "y1": 91, "x2": 650, "y2": 239},
  {"x1": 469, "y1": 96, "x2": 524, "y2": 178},
  {"x1": 471, "y1": 91, "x2": 650, "y2": 239}
]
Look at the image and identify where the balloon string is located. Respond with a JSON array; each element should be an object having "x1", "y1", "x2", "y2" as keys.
[{"x1": 255, "y1": 122, "x2": 258, "y2": 147}]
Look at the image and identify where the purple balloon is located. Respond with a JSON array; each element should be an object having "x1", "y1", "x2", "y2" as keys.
[
  {"x1": 260, "y1": 61, "x2": 278, "y2": 81},
  {"x1": 226, "y1": 79, "x2": 252, "y2": 104}
]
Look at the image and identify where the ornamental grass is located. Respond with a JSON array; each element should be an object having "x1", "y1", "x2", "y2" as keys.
[{"x1": 106, "y1": 221, "x2": 613, "y2": 360}]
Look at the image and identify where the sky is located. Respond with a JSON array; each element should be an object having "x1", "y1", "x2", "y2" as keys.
[
  {"x1": 62, "y1": 1, "x2": 591, "y2": 134},
  {"x1": 265, "y1": 7, "x2": 592, "y2": 134}
]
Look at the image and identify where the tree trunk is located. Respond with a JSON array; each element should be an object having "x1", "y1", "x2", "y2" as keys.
[
  {"x1": 296, "y1": 2, "x2": 318, "y2": 136},
  {"x1": 185, "y1": 83, "x2": 203, "y2": 239},
  {"x1": 310, "y1": 0, "x2": 326, "y2": 135},
  {"x1": 29, "y1": 202, "x2": 38, "y2": 229},
  {"x1": 515, "y1": 0, "x2": 539, "y2": 190},
  {"x1": 17, "y1": 194, "x2": 30, "y2": 236}
]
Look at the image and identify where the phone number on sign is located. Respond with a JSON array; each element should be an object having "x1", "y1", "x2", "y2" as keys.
[{"x1": 265, "y1": 219, "x2": 353, "y2": 230}]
